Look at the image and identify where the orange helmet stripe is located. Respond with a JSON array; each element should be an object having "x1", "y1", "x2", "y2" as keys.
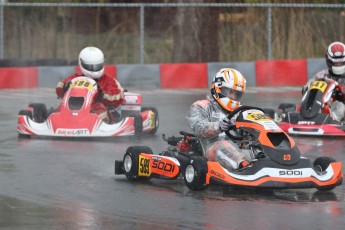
[
  {"x1": 230, "y1": 68, "x2": 246, "y2": 92},
  {"x1": 230, "y1": 69, "x2": 238, "y2": 90},
  {"x1": 227, "y1": 99, "x2": 233, "y2": 109},
  {"x1": 223, "y1": 69, "x2": 230, "y2": 85}
]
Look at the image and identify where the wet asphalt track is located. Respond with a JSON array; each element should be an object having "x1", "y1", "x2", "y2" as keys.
[{"x1": 0, "y1": 87, "x2": 344, "y2": 230}]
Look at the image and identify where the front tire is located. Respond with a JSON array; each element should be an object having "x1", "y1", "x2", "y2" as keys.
[
  {"x1": 184, "y1": 156, "x2": 208, "y2": 191},
  {"x1": 28, "y1": 103, "x2": 48, "y2": 123},
  {"x1": 123, "y1": 146, "x2": 153, "y2": 181},
  {"x1": 314, "y1": 157, "x2": 337, "y2": 191},
  {"x1": 18, "y1": 109, "x2": 33, "y2": 119},
  {"x1": 18, "y1": 110, "x2": 33, "y2": 138},
  {"x1": 278, "y1": 103, "x2": 296, "y2": 113},
  {"x1": 314, "y1": 157, "x2": 336, "y2": 174}
]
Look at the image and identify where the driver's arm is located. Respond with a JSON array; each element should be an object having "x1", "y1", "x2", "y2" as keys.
[
  {"x1": 186, "y1": 100, "x2": 220, "y2": 138},
  {"x1": 55, "y1": 73, "x2": 80, "y2": 98}
]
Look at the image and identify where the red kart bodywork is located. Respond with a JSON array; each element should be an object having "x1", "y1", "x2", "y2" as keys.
[
  {"x1": 17, "y1": 77, "x2": 158, "y2": 137},
  {"x1": 276, "y1": 79, "x2": 345, "y2": 136},
  {"x1": 278, "y1": 121, "x2": 345, "y2": 136}
]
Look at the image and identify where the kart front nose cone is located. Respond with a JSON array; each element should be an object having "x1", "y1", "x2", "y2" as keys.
[
  {"x1": 124, "y1": 155, "x2": 132, "y2": 172},
  {"x1": 185, "y1": 165, "x2": 195, "y2": 183}
]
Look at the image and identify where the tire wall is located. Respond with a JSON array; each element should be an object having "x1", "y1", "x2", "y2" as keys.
[{"x1": 0, "y1": 58, "x2": 326, "y2": 89}]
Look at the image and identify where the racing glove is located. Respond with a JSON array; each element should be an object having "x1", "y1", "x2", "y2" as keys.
[
  {"x1": 63, "y1": 81, "x2": 71, "y2": 92},
  {"x1": 56, "y1": 87, "x2": 64, "y2": 98},
  {"x1": 56, "y1": 81, "x2": 68, "y2": 98},
  {"x1": 332, "y1": 88, "x2": 345, "y2": 103},
  {"x1": 219, "y1": 117, "x2": 232, "y2": 132}
]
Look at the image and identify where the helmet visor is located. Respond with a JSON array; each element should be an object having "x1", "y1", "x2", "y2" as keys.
[
  {"x1": 80, "y1": 60, "x2": 104, "y2": 72},
  {"x1": 332, "y1": 60, "x2": 345, "y2": 67},
  {"x1": 220, "y1": 87, "x2": 244, "y2": 101},
  {"x1": 329, "y1": 56, "x2": 345, "y2": 67}
]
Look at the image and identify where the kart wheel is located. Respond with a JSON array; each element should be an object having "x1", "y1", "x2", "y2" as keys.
[
  {"x1": 278, "y1": 103, "x2": 296, "y2": 113},
  {"x1": 123, "y1": 146, "x2": 153, "y2": 181},
  {"x1": 142, "y1": 107, "x2": 159, "y2": 134},
  {"x1": 18, "y1": 110, "x2": 33, "y2": 138},
  {"x1": 18, "y1": 109, "x2": 33, "y2": 119},
  {"x1": 28, "y1": 103, "x2": 48, "y2": 123},
  {"x1": 263, "y1": 108, "x2": 275, "y2": 119},
  {"x1": 314, "y1": 157, "x2": 337, "y2": 191},
  {"x1": 314, "y1": 157, "x2": 336, "y2": 174},
  {"x1": 184, "y1": 156, "x2": 208, "y2": 191}
]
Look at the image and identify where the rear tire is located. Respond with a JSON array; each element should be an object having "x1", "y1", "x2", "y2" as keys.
[
  {"x1": 28, "y1": 103, "x2": 47, "y2": 123},
  {"x1": 314, "y1": 157, "x2": 337, "y2": 191},
  {"x1": 142, "y1": 107, "x2": 159, "y2": 135},
  {"x1": 123, "y1": 146, "x2": 153, "y2": 181},
  {"x1": 184, "y1": 156, "x2": 208, "y2": 191}
]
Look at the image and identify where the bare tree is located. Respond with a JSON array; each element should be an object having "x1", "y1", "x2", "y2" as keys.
[{"x1": 172, "y1": 0, "x2": 219, "y2": 62}]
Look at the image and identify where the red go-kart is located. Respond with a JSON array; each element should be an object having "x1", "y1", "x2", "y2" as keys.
[
  {"x1": 266, "y1": 78, "x2": 345, "y2": 136},
  {"x1": 17, "y1": 76, "x2": 159, "y2": 138}
]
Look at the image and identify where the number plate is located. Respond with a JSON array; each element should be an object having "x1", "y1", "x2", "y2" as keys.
[
  {"x1": 309, "y1": 80, "x2": 327, "y2": 93},
  {"x1": 138, "y1": 155, "x2": 151, "y2": 177},
  {"x1": 71, "y1": 79, "x2": 95, "y2": 91}
]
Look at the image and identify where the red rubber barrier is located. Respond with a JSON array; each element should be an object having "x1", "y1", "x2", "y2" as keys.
[
  {"x1": 0, "y1": 60, "x2": 313, "y2": 89},
  {"x1": 256, "y1": 60, "x2": 307, "y2": 86},
  {"x1": 160, "y1": 63, "x2": 208, "y2": 88},
  {"x1": 0, "y1": 67, "x2": 38, "y2": 89}
]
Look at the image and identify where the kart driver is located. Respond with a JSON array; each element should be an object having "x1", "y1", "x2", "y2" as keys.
[
  {"x1": 302, "y1": 41, "x2": 345, "y2": 123},
  {"x1": 55, "y1": 46, "x2": 124, "y2": 123},
  {"x1": 186, "y1": 68, "x2": 252, "y2": 172}
]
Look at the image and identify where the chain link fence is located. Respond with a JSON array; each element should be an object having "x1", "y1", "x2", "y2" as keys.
[{"x1": 0, "y1": 2, "x2": 345, "y2": 65}]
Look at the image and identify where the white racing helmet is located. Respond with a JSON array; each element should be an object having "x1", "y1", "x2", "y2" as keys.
[
  {"x1": 78, "y1": 46, "x2": 105, "y2": 79},
  {"x1": 210, "y1": 68, "x2": 246, "y2": 112},
  {"x1": 326, "y1": 41, "x2": 345, "y2": 76}
]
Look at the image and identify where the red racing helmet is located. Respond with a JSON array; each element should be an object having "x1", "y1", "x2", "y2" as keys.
[{"x1": 326, "y1": 41, "x2": 345, "y2": 76}]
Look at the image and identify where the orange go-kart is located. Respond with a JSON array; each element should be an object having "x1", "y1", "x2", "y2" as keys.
[{"x1": 115, "y1": 106, "x2": 343, "y2": 191}]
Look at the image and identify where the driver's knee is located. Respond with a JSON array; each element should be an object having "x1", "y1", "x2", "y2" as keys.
[
  {"x1": 214, "y1": 140, "x2": 249, "y2": 171},
  {"x1": 215, "y1": 149, "x2": 238, "y2": 171},
  {"x1": 205, "y1": 141, "x2": 223, "y2": 161}
]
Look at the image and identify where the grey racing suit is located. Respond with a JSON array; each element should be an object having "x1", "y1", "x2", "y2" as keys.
[
  {"x1": 186, "y1": 96, "x2": 251, "y2": 171},
  {"x1": 303, "y1": 69, "x2": 345, "y2": 123}
]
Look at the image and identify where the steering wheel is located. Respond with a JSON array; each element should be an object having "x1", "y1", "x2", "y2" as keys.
[{"x1": 225, "y1": 105, "x2": 265, "y2": 140}]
